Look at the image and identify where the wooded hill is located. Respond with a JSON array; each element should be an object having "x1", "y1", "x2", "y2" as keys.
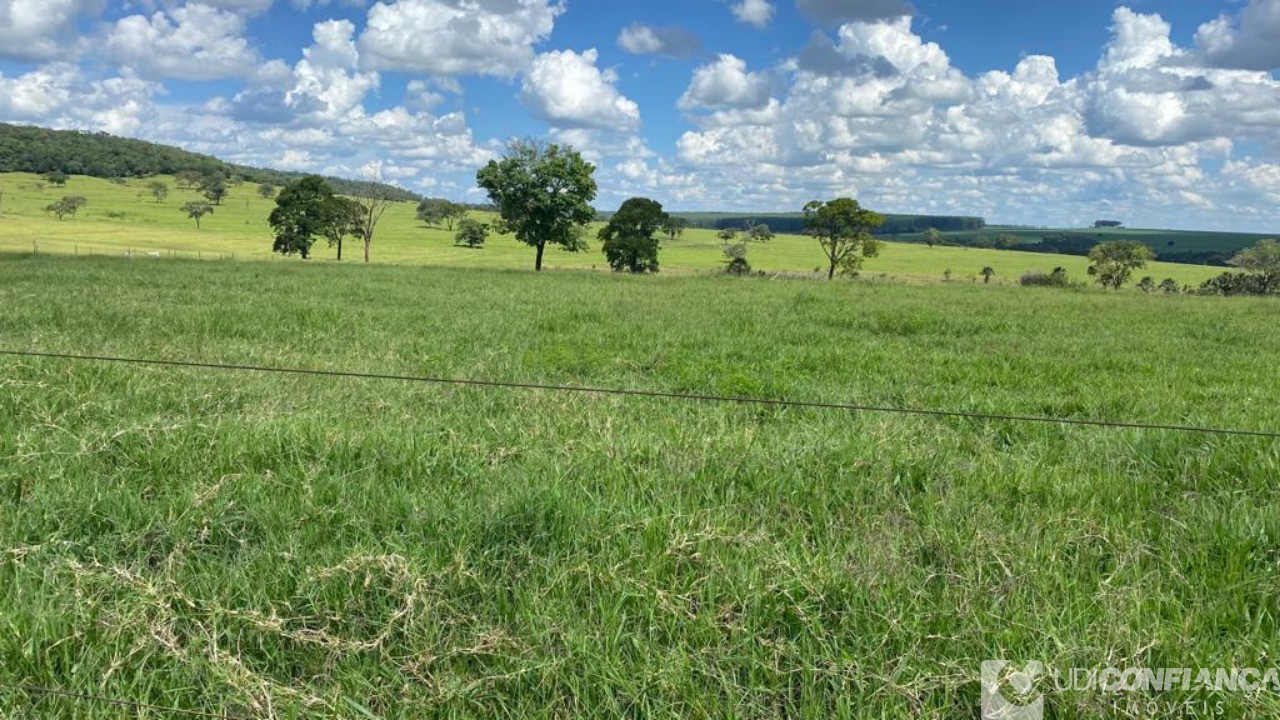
[{"x1": 0, "y1": 123, "x2": 420, "y2": 202}]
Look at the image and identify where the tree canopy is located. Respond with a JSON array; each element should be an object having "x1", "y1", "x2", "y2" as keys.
[
  {"x1": 182, "y1": 201, "x2": 214, "y2": 229},
  {"x1": 475, "y1": 139, "x2": 597, "y2": 271},
  {"x1": 1229, "y1": 239, "x2": 1280, "y2": 291},
  {"x1": 147, "y1": 181, "x2": 168, "y2": 202},
  {"x1": 200, "y1": 178, "x2": 227, "y2": 205},
  {"x1": 1087, "y1": 240, "x2": 1155, "y2": 290},
  {"x1": 455, "y1": 219, "x2": 489, "y2": 248},
  {"x1": 45, "y1": 196, "x2": 86, "y2": 220},
  {"x1": 598, "y1": 197, "x2": 668, "y2": 273},
  {"x1": 0, "y1": 122, "x2": 418, "y2": 201},
  {"x1": 268, "y1": 176, "x2": 350, "y2": 259},
  {"x1": 747, "y1": 224, "x2": 774, "y2": 243},
  {"x1": 417, "y1": 198, "x2": 468, "y2": 230},
  {"x1": 348, "y1": 189, "x2": 393, "y2": 263},
  {"x1": 802, "y1": 198, "x2": 885, "y2": 280},
  {"x1": 322, "y1": 197, "x2": 362, "y2": 261},
  {"x1": 661, "y1": 216, "x2": 689, "y2": 241}
]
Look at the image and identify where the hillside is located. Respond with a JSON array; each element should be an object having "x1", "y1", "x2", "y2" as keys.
[
  {"x1": 0, "y1": 172, "x2": 1226, "y2": 287},
  {"x1": 5, "y1": 122, "x2": 1271, "y2": 267},
  {"x1": 0, "y1": 123, "x2": 420, "y2": 203}
]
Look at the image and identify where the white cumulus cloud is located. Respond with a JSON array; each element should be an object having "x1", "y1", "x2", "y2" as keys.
[
  {"x1": 669, "y1": 9, "x2": 1280, "y2": 229},
  {"x1": 1195, "y1": 0, "x2": 1280, "y2": 71},
  {"x1": 679, "y1": 54, "x2": 772, "y2": 109},
  {"x1": 731, "y1": 0, "x2": 773, "y2": 28},
  {"x1": 358, "y1": 0, "x2": 563, "y2": 78},
  {"x1": 521, "y1": 48, "x2": 641, "y2": 131},
  {"x1": 616, "y1": 23, "x2": 701, "y2": 59},
  {"x1": 0, "y1": 0, "x2": 99, "y2": 62},
  {"x1": 104, "y1": 3, "x2": 259, "y2": 80}
]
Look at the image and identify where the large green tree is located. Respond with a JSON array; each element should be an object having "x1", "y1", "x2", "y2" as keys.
[
  {"x1": 1229, "y1": 239, "x2": 1280, "y2": 293},
  {"x1": 454, "y1": 218, "x2": 489, "y2": 248},
  {"x1": 802, "y1": 198, "x2": 885, "y2": 280},
  {"x1": 200, "y1": 177, "x2": 227, "y2": 205},
  {"x1": 268, "y1": 176, "x2": 349, "y2": 259},
  {"x1": 475, "y1": 139, "x2": 597, "y2": 271},
  {"x1": 1087, "y1": 240, "x2": 1155, "y2": 290},
  {"x1": 598, "y1": 197, "x2": 668, "y2": 273},
  {"x1": 747, "y1": 224, "x2": 774, "y2": 243},
  {"x1": 45, "y1": 195, "x2": 87, "y2": 220},
  {"x1": 322, "y1": 197, "x2": 362, "y2": 261}
]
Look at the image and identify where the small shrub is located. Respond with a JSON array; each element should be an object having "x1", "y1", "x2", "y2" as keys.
[
  {"x1": 1158, "y1": 278, "x2": 1180, "y2": 295},
  {"x1": 1019, "y1": 268, "x2": 1072, "y2": 288},
  {"x1": 724, "y1": 243, "x2": 751, "y2": 276},
  {"x1": 1137, "y1": 276, "x2": 1156, "y2": 293}
]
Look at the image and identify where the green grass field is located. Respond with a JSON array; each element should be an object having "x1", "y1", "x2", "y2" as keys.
[
  {"x1": 1, "y1": 254, "x2": 1278, "y2": 718},
  {"x1": 0, "y1": 173, "x2": 1227, "y2": 287},
  {"x1": 903, "y1": 226, "x2": 1276, "y2": 258}
]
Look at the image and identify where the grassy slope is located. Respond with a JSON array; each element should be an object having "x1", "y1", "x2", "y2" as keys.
[
  {"x1": 1, "y1": 255, "x2": 1278, "y2": 718},
  {"x1": 908, "y1": 226, "x2": 1276, "y2": 256},
  {"x1": 0, "y1": 173, "x2": 1225, "y2": 286}
]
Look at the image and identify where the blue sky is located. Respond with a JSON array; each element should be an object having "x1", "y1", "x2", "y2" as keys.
[{"x1": 1, "y1": 0, "x2": 1278, "y2": 231}]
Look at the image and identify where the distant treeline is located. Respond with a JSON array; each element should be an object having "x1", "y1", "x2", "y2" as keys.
[
  {"x1": 670, "y1": 213, "x2": 986, "y2": 235},
  {"x1": 0, "y1": 123, "x2": 420, "y2": 202},
  {"x1": 1010, "y1": 234, "x2": 1233, "y2": 266}
]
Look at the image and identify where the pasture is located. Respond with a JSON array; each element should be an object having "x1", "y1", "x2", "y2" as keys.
[
  {"x1": 1, "y1": 254, "x2": 1278, "y2": 718},
  {"x1": 907, "y1": 225, "x2": 1275, "y2": 260},
  {"x1": 0, "y1": 173, "x2": 1226, "y2": 286}
]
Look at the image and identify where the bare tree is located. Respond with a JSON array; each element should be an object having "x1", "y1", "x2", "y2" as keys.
[{"x1": 351, "y1": 188, "x2": 392, "y2": 263}]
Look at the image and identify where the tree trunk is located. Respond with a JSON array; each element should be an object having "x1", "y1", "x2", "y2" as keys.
[
  {"x1": 337, "y1": 237, "x2": 343, "y2": 261},
  {"x1": 535, "y1": 241, "x2": 546, "y2": 272},
  {"x1": 827, "y1": 258, "x2": 836, "y2": 280},
  {"x1": 364, "y1": 236, "x2": 371, "y2": 263}
]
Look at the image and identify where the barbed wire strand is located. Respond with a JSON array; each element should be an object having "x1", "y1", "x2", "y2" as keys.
[
  {"x1": 2, "y1": 349, "x2": 1277, "y2": 439},
  {"x1": 0, "y1": 681, "x2": 243, "y2": 719}
]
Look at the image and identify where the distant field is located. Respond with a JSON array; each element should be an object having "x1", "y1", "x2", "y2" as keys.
[
  {"x1": 900, "y1": 225, "x2": 1276, "y2": 258},
  {"x1": 2, "y1": 255, "x2": 1278, "y2": 718},
  {"x1": 0, "y1": 173, "x2": 1228, "y2": 287}
]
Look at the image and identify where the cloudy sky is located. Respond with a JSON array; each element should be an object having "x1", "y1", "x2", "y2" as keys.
[{"x1": 1, "y1": 0, "x2": 1278, "y2": 230}]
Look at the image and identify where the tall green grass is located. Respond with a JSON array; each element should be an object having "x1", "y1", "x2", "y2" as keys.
[{"x1": 1, "y1": 255, "x2": 1277, "y2": 718}]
